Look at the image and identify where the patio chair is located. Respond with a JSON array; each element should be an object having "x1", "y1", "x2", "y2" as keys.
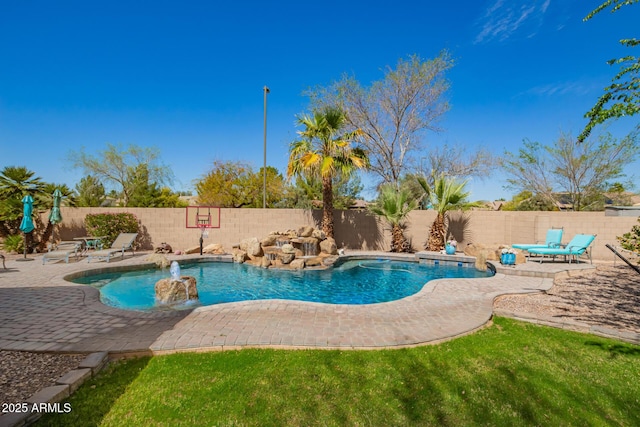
[
  {"x1": 86, "y1": 233, "x2": 138, "y2": 263},
  {"x1": 42, "y1": 241, "x2": 82, "y2": 265},
  {"x1": 527, "y1": 233, "x2": 596, "y2": 264},
  {"x1": 512, "y1": 227, "x2": 564, "y2": 252}
]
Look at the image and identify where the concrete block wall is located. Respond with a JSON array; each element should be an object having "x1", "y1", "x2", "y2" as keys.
[{"x1": 50, "y1": 207, "x2": 639, "y2": 261}]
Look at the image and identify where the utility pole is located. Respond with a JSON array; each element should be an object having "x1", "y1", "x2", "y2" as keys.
[{"x1": 263, "y1": 85, "x2": 270, "y2": 209}]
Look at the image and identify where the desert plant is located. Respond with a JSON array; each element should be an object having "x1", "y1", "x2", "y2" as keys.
[
  {"x1": 85, "y1": 213, "x2": 139, "y2": 248},
  {"x1": 417, "y1": 174, "x2": 479, "y2": 251},
  {"x1": 2, "y1": 234, "x2": 24, "y2": 253},
  {"x1": 617, "y1": 217, "x2": 640, "y2": 261},
  {"x1": 368, "y1": 184, "x2": 418, "y2": 252}
]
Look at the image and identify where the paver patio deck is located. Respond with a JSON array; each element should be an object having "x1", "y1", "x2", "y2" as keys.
[{"x1": 0, "y1": 251, "x2": 594, "y2": 355}]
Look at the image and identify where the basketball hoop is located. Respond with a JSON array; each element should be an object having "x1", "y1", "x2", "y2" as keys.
[{"x1": 185, "y1": 206, "x2": 220, "y2": 255}]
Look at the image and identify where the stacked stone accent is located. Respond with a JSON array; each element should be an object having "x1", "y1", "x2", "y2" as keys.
[{"x1": 231, "y1": 226, "x2": 339, "y2": 270}]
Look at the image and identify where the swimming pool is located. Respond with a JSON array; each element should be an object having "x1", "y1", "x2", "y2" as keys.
[{"x1": 72, "y1": 259, "x2": 493, "y2": 311}]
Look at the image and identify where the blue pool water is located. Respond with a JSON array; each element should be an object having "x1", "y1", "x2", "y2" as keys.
[{"x1": 72, "y1": 260, "x2": 493, "y2": 311}]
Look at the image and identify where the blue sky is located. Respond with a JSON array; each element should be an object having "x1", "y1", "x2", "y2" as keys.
[{"x1": 1, "y1": 0, "x2": 639, "y2": 201}]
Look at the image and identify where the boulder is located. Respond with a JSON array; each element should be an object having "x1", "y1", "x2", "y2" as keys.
[
  {"x1": 281, "y1": 243, "x2": 296, "y2": 254},
  {"x1": 464, "y1": 243, "x2": 526, "y2": 265},
  {"x1": 261, "y1": 234, "x2": 278, "y2": 247},
  {"x1": 145, "y1": 253, "x2": 170, "y2": 269},
  {"x1": 290, "y1": 258, "x2": 306, "y2": 270},
  {"x1": 304, "y1": 257, "x2": 323, "y2": 267},
  {"x1": 240, "y1": 237, "x2": 263, "y2": 257},
  {"x1": 184, "y1": 246, "x2": 201, "y2": 254},
  {"x1": 155, "y1": 276, "x2": 198, "y2": 305},
  {"x1": 279, "y1": 252, "x2": 295, "y2": 264},
  {"x1": 203, "y1": 243, "x2": 225, "y2": 255},
  {"x1": 260, "y1": 257, "x2": 271, "y2": 269},
  {"x1": 322, "y1": 255, "x2": 340, "y2": 267},
  {"x1": 154, "y1": 242, "x2": 173, "y2": 254},
  {"x1": 232, "y1": 249, "x2": 248, "y2": 264},
  {"x1": 320, "y1": 237, "x2": 337, "y2": 255},
  {"x1": 311, "y1": 229, "x2": 326, "y2": 240},
  {"x1": 475, "y1": 251, "x2": 488, "y2": 271},
  {"x1": 298, "y1": 225, "x2": 314, "y2": 237}
]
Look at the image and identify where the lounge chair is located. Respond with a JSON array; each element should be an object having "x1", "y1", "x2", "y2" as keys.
[
  {"x1": 42, "y1": 241, "x2": 82, "y2": 265},
  {"x1": 527, "y1": 233, "x2": 596, "y2": 264},
  {"x1": 512, "y1": 227, "x2": 564, "y2": 252},
  {"x1": 86, "y1": 233, "x2": 138, "y2": 263}
]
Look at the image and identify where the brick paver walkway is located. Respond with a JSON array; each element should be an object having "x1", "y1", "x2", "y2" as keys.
[{"x1": 0, "y1": 252, "x2": 571, "y2": 354}]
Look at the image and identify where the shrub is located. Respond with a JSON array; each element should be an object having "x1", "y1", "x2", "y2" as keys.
[
  {"x1": 617, "y1": 217, "x2": 640, "y2": 260},
  {"x1": 85, "y1": 213, "x2": 139, "y2": 248},
  {"x1": 2, "y1": 234, "x2": 24, "y2": 253}
]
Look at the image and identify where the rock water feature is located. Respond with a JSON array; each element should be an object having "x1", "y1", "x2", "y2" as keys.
[
  {"x1": 154, "y1": 261, "x2": 199, "y2": 305},
  {"x1": 231, "y1": 226, "x2": 339, "y2": 270}
]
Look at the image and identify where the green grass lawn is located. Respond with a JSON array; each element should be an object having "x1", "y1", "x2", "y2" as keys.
[{"x1": 37, "y1": 317, "x2": 640, "y2": 426}]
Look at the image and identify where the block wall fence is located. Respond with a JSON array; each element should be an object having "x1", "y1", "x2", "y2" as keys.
[{"x1": 49, "y1": 207, "x2": 639, "y2": 262}]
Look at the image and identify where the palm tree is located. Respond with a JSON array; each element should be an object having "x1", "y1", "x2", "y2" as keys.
[
  {"x1": 418, "y1": 174, "x2": 479, "y2": 251},
  {"x1": 368, "y1": 184, "x2": 418, "y2": 252},
  {"x1": 287, "y1": 106, "x2": 369, "y2": 238},
  {"x1": 0, "y1": 166, "x2": 45, "y2": 236}
]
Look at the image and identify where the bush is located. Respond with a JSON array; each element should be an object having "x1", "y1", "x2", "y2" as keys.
[
  {"x1": 85, "y1": 213, "x2": 139, "y2": 248},
  {"x1": 2, "y1": 234, "x2": 24, "y2": 253},
  {"x1": 617, "y1": 217, "x2": 640, "y2": 261}
]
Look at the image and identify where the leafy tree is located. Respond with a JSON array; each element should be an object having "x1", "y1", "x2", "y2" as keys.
[
  {"x1": 75, "y1": 175, "x2": 106, "y2": 207},
  {"x1": 502, "y1": 131, "x2": 640, "y2": 211},
  {"x1": 196, "y1": 162, "x2": 285, "y2": 208},
  {"x1": 287, "y1": 106, "x2": 369, "y2": 238},
  {"x1": 310, "y1": 53, "x2": 491, "y2": 189},
  {"x1": 501, "y1": 191, "x2": 558, "y2": 211},
  {"x1": 419, "y1": 143, "x2": 496, "y2": 190},
  {"x1": 368, "y1": 184, "x2": 418, "y2": 253},
  {"x1": 0, "y1": 166, "x2": 45, "y2": 236},
  {"x1": 604, "y1": 182, "x2": 635, "y2": 206},
  {"x1": 580, "y1": 0, "x2": 639, "y2": 141},
  {"x1": 69, "y1": 143, "x2": 173, "y2": 207},
  {"x1": 418, "y1": 174, "x2": 478, "y2": 251},
  {"x1": 84, "y1": 213, "x2": 139, "y2": 248}
]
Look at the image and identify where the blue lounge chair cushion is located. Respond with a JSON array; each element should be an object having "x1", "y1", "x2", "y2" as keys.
[
  {"x1": 512, "y1": 228, "x2": 563, "y2": 251},
  {"x1": 528, "y1": 234, "x2": 596, "y2": 261}
]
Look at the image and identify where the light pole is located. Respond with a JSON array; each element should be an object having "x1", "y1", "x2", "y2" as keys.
[{"x1": 263, "y1": 86, "x2": 270, "y2": 209}]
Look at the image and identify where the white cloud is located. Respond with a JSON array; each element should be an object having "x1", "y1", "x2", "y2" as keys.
[
  {"x1": 474, "y1": 0, "x2": 553, "y2": 44},
  {"x1": 516, "y1": 81, "x2": 597, "y2": 98}
]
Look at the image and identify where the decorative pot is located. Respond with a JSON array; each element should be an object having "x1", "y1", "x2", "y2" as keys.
[
  {"x1": 445, "y1": 244, "x2": 456, "y2": 255},
  {"x1": 501, "y1": 253, "x2": 516, "y2": 265}
]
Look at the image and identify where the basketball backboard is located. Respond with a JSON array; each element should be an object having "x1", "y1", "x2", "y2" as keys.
[{"x1": 185, "y1": 206, "x2": 221, "y2": 229}]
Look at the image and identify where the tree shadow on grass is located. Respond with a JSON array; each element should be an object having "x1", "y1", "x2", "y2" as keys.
[{"x1": 584, "y1": 340, "x2": 640, "y2": 357}]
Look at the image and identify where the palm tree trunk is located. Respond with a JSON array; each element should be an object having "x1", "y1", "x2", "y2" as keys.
[
  {"x1": 322, "y1": 175, "x2": 334, "y2": 238},
  {"x1": 391, "y1": 224, "x2": 409, "y2": 253},
  {"x1": 37, "y1": 222, "x2": 54, "y2": 253},
  {"x1": 426, "y1": 213, "x2": 446, "y2": 251}
]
